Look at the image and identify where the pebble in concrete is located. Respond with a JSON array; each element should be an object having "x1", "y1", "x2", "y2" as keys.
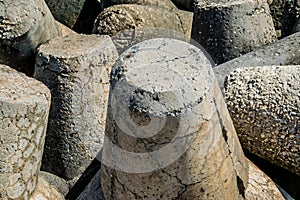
[
  {"x1": 34, "y1": 34, "x2": 118, "y2": 180},
  {"x1": 0, "y1": 0, "x2": 61, "y2": 76},
  {"x1": 224, "y1": 65, "x2": 300, "y2": 175},
  {"x1": 192, "y1": 0, "x2": 277, "y2": 64},
  {"x1": 0, "y1": 65, "x2": 51, "y2": 200},
  {"x1": 93, "y1": 4, "x2": 193, "y2": 38},
  {"x1": 100, "y1": 38, "x2": 249, "y2": 199},
  {"x1": 213, "y1": 31, "x2": 300, "y2": 90}
]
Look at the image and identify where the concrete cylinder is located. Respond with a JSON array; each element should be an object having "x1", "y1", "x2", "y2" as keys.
[
  {"x1": 93, "y1": 4, "x2": 193, "y2": 38},
  {"x1": 0, "y1": 0, "x2": 61, "y2": 76},
  {"x1": 100, "y1": 38, "x2": 248, "y2": 199},
  {"x1": 224, "y1": 65, "x2": 300, "y2": 175},
  {"x1": 0, "y1": 65, "x2": 51, "y2": 200},
  {"x1": 213, "y1": 31, "x2": 300, "y2": 90},
  {"x1": 34, "y1": 34, "x2": 118, "y2": 180},
  {"x1": 192, "y1": 0, "x2": 277, "y2": 64}
]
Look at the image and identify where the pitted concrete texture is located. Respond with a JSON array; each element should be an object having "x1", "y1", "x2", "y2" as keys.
[
  {"x1": 93, "y1": 4, "x2": 193, "y2": 38},
  {"x1": 101, "y1": 38, "x2": 249, "y2": 199},
  {"x1": 29, "y1": 176, "x2": 64, "y2": 200},
  {"x1": 39, "y1": 171, "x2": 69, "y2": 196},
  {"x1": 213, "y1": 31, "x2": 300, "y2": 90},
  {"x1": 245, "y1": 159, "x2": 284, "y2": 200},
  {"x1": 45, "y1": 0, "x2": 85, "y2": 27},
  {"x1": 0, "y1": 65, "x2": 51, "y2": 200},
  {"x1": 224, "y1": 65, "x2": 300, "y2": 175},
  {"x1": 101, "y1": 0, "x2": 177, "y2": 10},
  {"x1": 0, "y1": 0, "x2": 61, "y2": 76},
  {"x1": 192, "y1": 0, "x2": 277, "y2": 64},
  {"x1": 269, "y1": 0, "x2": 300, "y2": 37},
  {"x1": 34, "y1": 34, "x2": 118, "y2": 180}
]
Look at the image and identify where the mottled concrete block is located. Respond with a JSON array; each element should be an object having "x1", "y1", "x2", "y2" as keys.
[
  {"x1": 45, "y1": 0, "x2": 86, "y2": 28},
  {"x1": 100, "y1": 0, "x2": 177, "y2": 10},
  {"x1": 56, "y1": 21, "x2": 77, "y2": 37},
  {"x1": 213, "y1": 31, "x2": 300, "y2": 90},
  {"x1": 93, "y1": 4, "x2": 193, "y2": 38},
  {"x1": 269, "y1": 0, "x2": 300, "y2": 37},
  {"x1": 245, "y1": 159, "x2": 284, "y2": 200},
  {"x1": 0, "y1": 0, "x2": 61, "y2": 76},
  {"x1": 34, "y1": 34, "x2": 118, "y2": 180},
  {"x1": 39, "y1": 171, "x2": 69, "y2": 196},
  {"x1": 224, "y1": 65, "x2": 300, "y2": 175},
  {"x1": 29, "y1": 176, "x2": 64, "y2": 200},
  {"x1": 0, "y1": 65, "x2": 51, "y2": 200},
  {"x1": 100, "y1": 38, "x2": 249, "y2": 199},
  {"x1": 192, "y1": 0, "x2": 277, "y2": 64}
]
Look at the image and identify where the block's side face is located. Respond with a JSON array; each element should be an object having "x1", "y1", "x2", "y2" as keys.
[{"x1": 0, "y1": 65, "x2": 51, "y2": 200}]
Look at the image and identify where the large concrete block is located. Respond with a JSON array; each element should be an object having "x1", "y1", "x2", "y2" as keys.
[
  {"x1": 100, "y1": 0, "x2": 177, "y2": 10},
  {"x1": 0, "y1": 0, "x2": 61, "y2": 76},
  {"x1": 213, "y1": 31, "x2": 300, "y2": 90},
  {"x1": 93, "y1": 4, "x2": 193, "y2": 38},
  {"x1": 224, "y1": 65, "x2": 300, "y2": 175},
  {"x1": 100, "y1": 38, "x2": 249, "y2": 199},
  {"x1": 34, "y1": 34, "x2": 118, "y2": 180},
  {"x1": 192, "y1": 0, "x2": 277, "y2": 64},
  {"x1": 0, "y1": 65, "x2": 51, "y2": 200}
]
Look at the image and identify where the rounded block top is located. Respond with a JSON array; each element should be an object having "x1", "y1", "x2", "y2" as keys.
[
  {"x1": 37, "y1": 34, "x2": 112, "y2": 58},
  {"x1": 111, "y1": 38, "x2": 214, "y2": 116},
  {"x1": 0, "y1": 64, "x2": 50, "y2": 105}
]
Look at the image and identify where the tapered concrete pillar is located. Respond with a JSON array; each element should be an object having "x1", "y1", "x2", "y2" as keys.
[
  {"x1": 100, "y1": 38, "x2": 248, "y2": 199},
  {"x1": 34, "y1": 34, "x2": 118, "y2": 180},
  {"x1": 0, "y1": 0, "x2": 61, "y2": 76},
  {"x1": 224, "y1": 65, "x2": 300, "y2": 175},
  {"x1": 0, "y1": 65, "x2": 51, "y2": 200},
  {"x1": 192, "y1": 0, "x2": 277, "y2": 64}
]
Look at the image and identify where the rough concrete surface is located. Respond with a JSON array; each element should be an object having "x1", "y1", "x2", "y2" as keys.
[
  {"x1": 34, "y1": 34, "x2": 118, "y2": 180},
  {"x1": 0, "y1": 64, "x2": 51, "y2": 200},
  {"x1": 100, "y1": 0, "x2": 177, "y2": 10},
  {"x1": 0, "y1": 0, "x2": 61, "y2": 76},
  {"x1": 192, "y1": 0, "x2": 277, "y2": 64},
  {"x1": 101, "y1": 38, "x2": 249, "y2": 199},
  {"x1": 213, "y1": 31, "x2": 300, "y2": 90},
  {"x1": 224, "y1": 65, "x2": 300, "y2": 175},
  {"x1": 93, "y1": 4, "x2": 193, "y2": 38}
]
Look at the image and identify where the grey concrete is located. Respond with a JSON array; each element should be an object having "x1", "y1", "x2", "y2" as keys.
[
  {"x1": 45, "y1": 0, "x2": 85, "y2": 28},
  {"x1": 100, "y1": 0, "x2": 177, "y2": 10},
  {"x1": 213, "y1": 31, "x2": 300, "y2": 90},
  {"x1": 0, "y1": 64, "x2": 51, "y2": 200},
  {"x1": 192, "y1": 0, "x2": 277, "y2": 64},
  {"x1": 100, "y1": 38, "x2": 249, "y2": 199},
  {"x1": 34, "y1": 34, "x2": 118, "y2": 180},
  {"x1": 269, "y1": 0, "x2": 300, "y2": 37},
  {"x1": 93, "y1": 4, "x2": 193, "y2": 38},
  {"x1": 224, "y1": 65, "x2": 300, "y2": 176},
  {"x1": 77, "y1": 170, "x2": 104, "y2": 200},
  {"x1": 0, "y1": 0, "x2": 61, "y2": 76},
  {"x1": 39, "y1": 171, "x2": 69, "y2": 196}
]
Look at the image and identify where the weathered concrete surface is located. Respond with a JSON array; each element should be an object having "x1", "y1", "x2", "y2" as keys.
[
  {"x1": 0, "y1": 0, "x2": 61, "y2": 76},
  {"x1": 100, "y1": 0, "x2": 177, "y2": 10},
  {"x1": 0, "y1": 65, "x2": 51, "y2": 200},
  {"x1": 77, "y1": 170, "x2": 104, "y2": 200},
  {"x1": 93, "y1": 4, "x2": 193, "y2": 38},
  {"x1": 45, "y1": 0, "x2": 85, "y2": 28},
  {"x1": 111, "y1": 27, "x2": 189, "y2": 54},
  {"x1": 245, "y1": 159, "x2": 285, "y2": 200},
  {"x1": 39, "y1": 171, "x2": 69, "y2": 196},
  {"x1": 269, "y1": 0, "x2": 300, "y2": 37},
  {"x1": 34, "y1": 34, "x2": 118, "y2": 180},
  {"x1": 224, "y1": 65, "x2": 300, "y2": 175},
  {"x1": 29, "y1": 176, "x2": 64, "y2": 200},
  {"x1": 101, "y1": 38, "x2": 248, "y2": 199},
  {"x1": 213, "y1": 31, "x2": 300, "y2": 90},
  {"x1": 56, "y1": 21, "x2": 77, "y2": 37},
  {"x1": 192, "y1": 0, "x2": 277, "y2": 64}
]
